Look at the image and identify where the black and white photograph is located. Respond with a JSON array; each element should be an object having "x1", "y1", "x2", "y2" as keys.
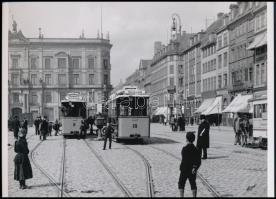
[{"x1": 2, "y1": 1, "x2": 274, "y2": 197}]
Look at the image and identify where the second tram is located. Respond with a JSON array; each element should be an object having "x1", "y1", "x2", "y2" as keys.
[
  {"x1": 107, "y1": 86, "x2": 150, "y2": 142},
  {"x1": 60, "y1": 92, "x2": 87, "y2": 137}
]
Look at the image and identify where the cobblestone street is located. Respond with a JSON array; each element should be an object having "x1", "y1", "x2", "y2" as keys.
[{"x1": 7, "y1": 124, "x2": 267, "y2": 197}]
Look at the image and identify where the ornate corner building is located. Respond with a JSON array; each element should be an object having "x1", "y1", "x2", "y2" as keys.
[{"x1": 8, "y1": 21, "x2": 113, "y2": 121}]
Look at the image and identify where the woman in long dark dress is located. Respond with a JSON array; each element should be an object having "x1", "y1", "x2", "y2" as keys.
[{"x1": 14, "y1": 129, "x2": 33, "y2": 189}]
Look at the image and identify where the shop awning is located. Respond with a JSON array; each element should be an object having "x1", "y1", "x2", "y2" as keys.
[
  {"x1": 222, "y1": 94, "x2": 253, "y2": 113},
  {"x1": 247, "y1": 32, "x2": 267, "y2": 50},
  {"x1": 152, "y1": 107, "x2": 169, "y2": 116},
  {"x1": 201, "y1": 96, "x2": 222, "y2": 115},
  {"x1": 194, "y1": 98, "x2": 215, "y2": 113}
]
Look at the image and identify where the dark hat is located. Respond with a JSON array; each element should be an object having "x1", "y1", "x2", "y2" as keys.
[
  {"x1": 186, "y1": 131, "x2": 195, "y2": 142},
  {"x1": 200, "y1": 115, "x2": 206, "y2": 120}
]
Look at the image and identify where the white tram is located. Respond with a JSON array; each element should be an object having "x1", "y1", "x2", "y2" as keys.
[
  {"x1": 107, "y1": 86, "x2": 150, "y2": 142},
  {"x1": 60, "y1": 92, "x2": 87, "y2": 137},
  {"x1": 251, "y1": 94, "x2": 267, "y2": 148}
]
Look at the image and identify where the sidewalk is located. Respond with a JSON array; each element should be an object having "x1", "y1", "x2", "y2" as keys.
[{"x1": 154, "y1": 123, "x2": 234, "y2": 132}]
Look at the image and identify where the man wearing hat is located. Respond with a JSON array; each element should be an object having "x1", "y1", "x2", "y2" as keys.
[
  {"x1": 40, "y1": 116, "x2": 49, "y2": 140},
  {"x1": 196, "y1": 115, "x2": 210, "y2": 159},
  {"x1": 12, "y1": 115, "x2": 21, "y2": 139},
  {"x1": 103, "y1": 118, "x2": 114, "y2": 150},
  {"x1": 14, "y1": 128, "x2": 33, "y2": 189}
]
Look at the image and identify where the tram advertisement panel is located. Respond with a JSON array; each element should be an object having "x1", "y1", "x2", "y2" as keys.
[{"x1": 118, "y1": 116, "x2": 150, "y2": 138}]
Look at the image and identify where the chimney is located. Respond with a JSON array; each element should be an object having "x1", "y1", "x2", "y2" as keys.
[
  {"x1": 154, "y1": 41, "x2": 162, "y2": 55},
  {"x1": 229, "y1": 4, "x2": 239, "y2": 19},
  {"x1": 217, "y1": 12, "x2": 224, "y2": 20}
]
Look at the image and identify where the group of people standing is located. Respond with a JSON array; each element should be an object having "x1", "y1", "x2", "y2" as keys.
[
  {"x1": 34, "y1": 116, "x2": 61, "y2": 140},
  {"x1": 233, "y1": 113, "x2": 253, "y2": 147},
  {"x1": 169, "y1": 115, "x2": 186, "y2": 132}
]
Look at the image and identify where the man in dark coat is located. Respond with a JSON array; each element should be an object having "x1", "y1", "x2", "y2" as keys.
[
  {"x1": 48, "y1": 122, "x2": 53, "y2": 136},
  {"x1": 22, "y1": 118, "x2": 28, "y2": 134},
  {"x1": 34, "y1": 117, "x2": 40, "y2": 135},
  {"x1": 40, "y1": 116, "x2": 49, "y2": 140},
  {"x1": 53, "y1": 119, "x2": 60, "y2": 136},
  {"x1": 177, "y1": 116, "x2": 182, "y2": 131},
  {"x1": 178, "y1": 132, "x2": 201, "y2": 197},
  {"x1": 196, "y1": 115, "x2": 210, "y2": 159},
  {"x1": 13, "y1": 116, "x2": 21, "y2": 140},
  {"x1": 103, "y1": 119, "x2": 114, "y2": 150},
  {"x1": 79, "y1": 120, "x2": 87, "y2": 139},
  {"x1": 14, "y1": 128, "x2": 33, "y2": 189}
]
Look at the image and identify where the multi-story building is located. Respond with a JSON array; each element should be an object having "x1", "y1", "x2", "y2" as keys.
[
  {"x1": 150, "y1": 30, "x2": 191, "y2": 116},
  {"x1": 180, "y1": 31, "x2": 204, "y2": 124},
  {"x1": 8, "y1": 20, "x2": 112, "y2": 121},
  {"x1": 124, "y1": 69, "x2": 140, "y2": 88},
  {"x1": 246, "y1": 2, "x2": 267, "y2": 101},
  {"x1": 228, "y1": 2, "x2": 255, "y2": 98},
  {"x1": 215, "y1": 13, "x2": 232, "y2": 125},
  {"x1": 138, "y1": 59, "x2": 151, "y2": 90}
]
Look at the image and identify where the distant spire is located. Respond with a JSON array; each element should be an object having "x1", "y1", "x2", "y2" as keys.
[
  {"x1": 97, "y1": 30, "x2": 100, "y2": 38},
  {"x1": 12, "y1": 17, "x2": 17, "y2": 33},
  {"x1": 100, "y1": 5, "x2": 103, "y2": 39},
  {"x1": 38, "y1": 27, "x2": 42, "y2": 39},
  {"x1": 81, "y1": 29, "x2": 84, "y2": 38}
]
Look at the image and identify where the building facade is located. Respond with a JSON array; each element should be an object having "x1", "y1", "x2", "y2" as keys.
[{"x1": 8, "y1": 21, "x2": 113, "y2": 121}]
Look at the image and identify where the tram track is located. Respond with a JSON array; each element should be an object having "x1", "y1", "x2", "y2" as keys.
[
  {"x1": 123, "y1": 145, "x2": 155, "y2": 198},
  {"x1": 83, "y1": 140, "x2": 133, "y2": 197},
  {"x1": 148, "y1": 145, "x2": 221, "y2": 198},
  {"x1": 30, "y1": 138, "x2": 70, "y2": 197}
]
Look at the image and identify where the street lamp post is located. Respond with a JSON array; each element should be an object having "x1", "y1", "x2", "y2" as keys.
[{"x1": 40, "y1": 78, "x2": 44, "y2": 116}]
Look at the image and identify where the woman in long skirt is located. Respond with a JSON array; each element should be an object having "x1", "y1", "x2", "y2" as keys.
[{"x1": 14, "y1": 128, "x2": 33, "y2": 189}]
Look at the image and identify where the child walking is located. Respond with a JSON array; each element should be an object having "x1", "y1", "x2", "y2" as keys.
[{"x1": 178, "y1": 132, "x2": 201, "y2": 197}]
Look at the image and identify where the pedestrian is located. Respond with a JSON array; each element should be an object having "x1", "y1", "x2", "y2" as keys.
[
  {"x1": 22, "y1": 118, "x2": 28, "y2": 135},
  {"x1": 34, "y1": 117, "x2": 40, "y2": 135},
  {"x1": 233, "y1": 113, "x2": 242, "y2": 145},
  {"x1": 53, "y1": 119, "x2": 60, "y2": 136},
  {"x1": 240, "y1": 116, "x2": 249, "y2": 147},
  {"x1": 103, "y1": 119, "x2": 114, "y2": 150},
  {"x1": 170, "y1": 115, "x2": 174, "y2": 131},
  {"x1": 164, "y1": 116, "x2": 167, "y2": 126},
  {"x1": 14, "y1": 128, "x2": 33, "y2": 189},
  {"x1": 40, "y1": 116, "x2": 49, "y2": 140},
  {"x1": 13, "y1": 116, "x2": 21, "y2": 140},
  {"x1": 177, "y1": 115, "x2": 182, "y2": 131},
  {"x1": 48, "y1": 122, "x2": 53, "y2": 136},
  {"x1": 190, "y1": 117, "x2": 194, "y2": 126},
  {"x1": 248, "y1": 117, "x2": 253, "y2": 144},
  {"x1": 196, "y1": 115, "x2": 210, "y2": 159},
  {"x1": 174, "y1": 116, "x2": 178, "y2": 131},
  {"x1": 79, "y1": 120, "x2": 87, "y2": 139},
  {"x1": 178, "y1": 131, "x2": 201, "y2": 197},
  {"x1": 182, "y1": 116, "x2": 186, "y2": 132}
]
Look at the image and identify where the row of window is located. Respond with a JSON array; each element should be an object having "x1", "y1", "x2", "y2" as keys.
[
  {"x1": 255, "y1": 62, "x2": 266, "y2": 86},
  {"x1": 218, "y1": 52, "x2": 228, "y2": 69},
  {"x1": 202, "y1": 45, "x2": 216, "y2": 58},
  {"x1": 10, "y1": 73, "x2": 108, "y2": 86},
  {"x1": 202, "y1": 59, "x2": 216, "y2": 74},
  {"x1": 202, "y1": 76, "x2": 217, "y2": 92},
  {"x1": 11, "y1": 57, "x2": 109, "y2": 70},
  {"x1": 217, "y1": 32, "x2": 228, "y2": 49},
  {"x1": 217, "y1": 74, "x2": 228, "y2": 89},
  {"x1": 231, "y1": 67, "x2": 253, "y2": 84},
  {"x1": 255, "y1": 12, "x2": 267, "y2": 32},
  {"x1": 230, "y1": 43, "x2": 249, "y2": 62}
]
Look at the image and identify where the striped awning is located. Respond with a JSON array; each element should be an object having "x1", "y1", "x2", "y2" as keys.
[
  {"x1": 194, "y1": 98, "x2": 215, "y2": 114},
  {"x1": 202, "y1": 96, "x2": 222, "y2": 115},
  {"x1": 247, "y1": 32, "x2": 267, "y2": 50},
  {"x1": 222, "y1": 94, "x2": 253, "y2": 113}
]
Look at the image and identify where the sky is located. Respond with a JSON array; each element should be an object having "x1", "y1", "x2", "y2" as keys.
[{"x1": 6, "y1": 2, "x2": 233, "y2": 87}]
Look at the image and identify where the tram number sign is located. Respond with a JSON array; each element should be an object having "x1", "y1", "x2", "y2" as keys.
[{"x1": 133, "y1": 124, "x2": 138, "y2": 128}]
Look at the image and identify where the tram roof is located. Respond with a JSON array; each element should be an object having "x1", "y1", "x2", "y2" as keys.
[
  {"x1": 108, "y1": 94, "x2": 149, "y2": 102},
  {"x1": 61, "y1": 99, "x2": 86, "y2": 103}
]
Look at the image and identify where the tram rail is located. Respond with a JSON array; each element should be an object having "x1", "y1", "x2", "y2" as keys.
[
  {"x1": 83, "y1": 140, "x2": 133, "y2": 197},
  {"x1": 149, "y1": 145, "x2": 221, "y2": 198},
  {"x1": 123, "y1": 145, "x2": 155, "y2": 197},
  {"x1": 30, "y1": 138, "x2": 70, "y2": 197}
]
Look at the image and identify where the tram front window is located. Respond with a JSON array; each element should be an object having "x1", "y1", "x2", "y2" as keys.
[
  {"x1": 61, "y1": 102, "x2": 86, "y2": 118},
  {"x1": 118, "y1": 97, "x2": 148, "y2": 116}
]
